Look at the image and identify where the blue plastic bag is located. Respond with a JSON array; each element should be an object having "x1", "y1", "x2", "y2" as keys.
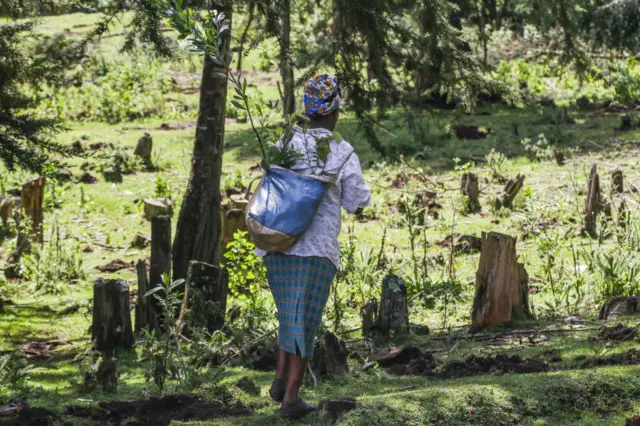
[{"x1": 246, "y1": 166, "x2": 332, "y2": 252}]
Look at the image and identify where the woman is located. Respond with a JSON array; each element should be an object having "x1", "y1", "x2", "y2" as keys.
[{"x1": 257, "y1": 74, "x2": 370, "y2": 419}]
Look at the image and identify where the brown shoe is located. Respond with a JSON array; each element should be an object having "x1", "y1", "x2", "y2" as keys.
[
  {"x1": 280, "y1": 398, "x2": 317, "y2": 420},
  {"x1": 269, "y1": 378, "x2": 286, "y2": 403}
]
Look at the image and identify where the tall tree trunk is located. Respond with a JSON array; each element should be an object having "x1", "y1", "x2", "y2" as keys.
[
  {"x1": 236, "y1": 3, "x2": 255, "y2": 73},
  {"x1": 280, "y1": 0, "x2": 295, "y2": 116},
  {"x1": 172, "y1": 3, "x2": 232, "y2": 281}
]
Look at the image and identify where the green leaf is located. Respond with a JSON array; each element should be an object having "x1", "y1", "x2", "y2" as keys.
[
  {"x1": 143, "y1": 286, "x2": 164, "y2": 298},
  {"x1": 231, "y1": 100, "x2": 246, "y2": 110},
  {"x1": 333, "y1": 131, "x2": 344, "y2": 143}
]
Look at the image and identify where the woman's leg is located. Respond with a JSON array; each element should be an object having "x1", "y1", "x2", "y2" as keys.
[
  {"x1": 283, "y1": 352, "x2": 308, "y2": 403},
  {"x1": 275, "y1": 347, "x2": 289, "y2": 380}
]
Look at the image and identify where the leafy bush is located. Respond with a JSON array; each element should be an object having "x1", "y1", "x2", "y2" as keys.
[
  {"x1": 35, "y1": 52, "x2": 183, "y2": 123},
  {"x1": 606, "y1": 58, "x2": 640, "y2": 105},
  {"x1": 485, "y1": 148, "x2": 509, "y2": 183},
  {"x1": 0, "y1": 349, "x2": 34, "y2": 389}
]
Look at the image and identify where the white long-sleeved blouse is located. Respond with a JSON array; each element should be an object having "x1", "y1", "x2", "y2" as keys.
[{"x1": 255, "y1": 125, "x2": 371, "y2": 269}]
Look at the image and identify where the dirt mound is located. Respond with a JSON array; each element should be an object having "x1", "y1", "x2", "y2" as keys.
[
  {"x1": 66, "y1": 394, "x2": 249, "y2": 425},
  {"x1": 435, "y1": 354, "x2": 549, "y2": 379},
  {"x1": 0, "y1": 406, "x2": 57, "y2": 426},
  {"x1": 95, "y1": 259, "x2": 135, "y2": 273}
]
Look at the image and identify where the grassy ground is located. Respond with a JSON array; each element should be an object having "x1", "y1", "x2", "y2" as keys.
[{"x1": 2, "y1": 11, "x2": 640, "y2": 426}]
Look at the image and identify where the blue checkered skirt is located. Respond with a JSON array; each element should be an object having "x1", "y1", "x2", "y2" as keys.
[{"x1": 264, "y1": 254, "x2": 336, "y2": 358}]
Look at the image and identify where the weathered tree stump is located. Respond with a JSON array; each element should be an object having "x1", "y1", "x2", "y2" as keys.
[
  {"x1": 91, "y1": 278, "x2": 134, "y2": 353},
  {"x1": 150, "y1": 216, "x2": 171, "y2": 289},
  {"x1": 221, "y1": 195, "x2": 248, "y2": 254},
  {"x1": 0, "y1": 197, "x2": 14, "y2": 243},
  {"x1": 143, "y1": 198, "x2": 173, "y2": 220},
  {"x1": 319, "y1": 397, "x2": 357, "y2": 422},
  {"x1": 599, "y1": 296, "x2": 640, "y2": 321},
  {"x1": 20, "y1": 176, "x2": 46, "y2": 243},
  {"x1": 311, "y1": 331, "x2": 349, "y2": 379},
  {"x1": 186, "y1": 261, "x2": 229, "y2": 332},
  {"x1": 583, "y1": 165, "x2": 609, "y2": 236},
  {"x1": 494, "y1": 173, "x2": 525, "y2": 210},
  {"x1": 612, "y1": 169, "x2": 624, "y2": 194},
  {"x1": 361, "y1": 300, "x2": 379, "y2": 337},
  {"x1": 378, "y1": 275, "x2": 409, "y2": 333},
  {"x1": 553, "y1": 150, "x2": 566, "y2": 166},
  {"x1": 471, "y1": 232, "x2": 532, "y2": 333},
  {"x1": 5, "y1": 177, "x2": 46, "y2": 277},
  {"x1": 461, "y1": 173, "x2": 481, "y2": 213},
  {"x1": 96, "y1": 357, "x2": 117, "y2": 393},
  {"x1": 134, "y1": 132, "x2": 153, "y2": 163},
  {"x1": 134, "y1": 259, "x2": 158, "y2": 334},
  {"x1": 103, "y1": 166, "x2": 123, "y2": 183}
]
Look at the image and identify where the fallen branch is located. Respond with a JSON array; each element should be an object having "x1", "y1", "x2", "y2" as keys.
[{"x1": 428, "y1": 326, "x2": 601, "y2": 342}]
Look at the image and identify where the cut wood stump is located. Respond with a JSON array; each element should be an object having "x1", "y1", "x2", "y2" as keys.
[
  {"x1": 471, "y1": 232, "x2": 532, "y2": 333},
  {"x1": 20, "y1": 176, "x2": 46, "y2": 243},
  {"x1": 91, "y1": 278, "x2": 135, "y2": 353},
  {"x1": 461, "y1": 173, "x2": 481, "y2": 213},
  {"x1": 494, "y1": 173, "x2": 525, "y2": 210},
  {"x1": 103, "y1": 166, "x2": 122, "y2": 183},
  {"x1": 134, "y1": 259, "x2": 158, "y2": 334},
  {"x1": 144, "y1": 198, "x2": 173, "y2": 219},
  {"x1": 150, "y1": 216, "x2": 171, "y2": 289},
  {"x1": 361, "y1": 299, "x2": 379, "y2": 337},
  {"x1": 134, "y1": 132, "x2": 153, "y2": 163},
  {"x1": 96, "y1": 357, "x2": 117, "y2": 393},
  {"x1": 583, "y1": 165, "x2": 610, "y2": 237},
  {"x1": 311, "y1": 331, "x2": 349, "y2": 379},
  {"x1": 221, "y1": 195, "x2": 248, "y2": 254},
  {"x1": 5, "y1": 177, "x2": 46, "y2": 276},
  {"x1": 378, "y1": 274, "x2": 409, "y2": 333},
  {"x1": 0, "y1": 197, "x2": 14, "y2": 243},
  {"x1": 612, "y1": 169, "x2": 624, "y2": 194},
  {"x1": 319, "y1": 397, "x2": 357, "y2": 422},
  {"x1": 599, "y1": 296, "x2": 640, "y2": 321},
  {"x1": 186, "y1": 261, "x2": 229, "y2": 332},
  {"x1": 619, "y1": 200, "x2": 629, "y2": 230}
]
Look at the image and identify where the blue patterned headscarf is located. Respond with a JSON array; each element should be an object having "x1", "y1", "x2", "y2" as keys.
[{"x1": 303, "y1": 74, "x2": 341, "y2": 118}]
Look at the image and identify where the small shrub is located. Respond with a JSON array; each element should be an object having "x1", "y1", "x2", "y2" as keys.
[{"x1": 485, "y1": 149, "x2": 509, "y2": 183}]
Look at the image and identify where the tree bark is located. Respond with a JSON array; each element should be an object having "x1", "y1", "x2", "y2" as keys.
[
  {"x1": 494, "y1": 173, "x2": 525, "y2": 210},
  {"x1": 220, "y1": 197, "x2": 248, "y2": 256},
  {"x1": 361, "y1": 299, "x2": 378, "y2": 337},
  {"x1": 471, "y1": 232, "x2": 531, "y2": 333},
  {"x1": 0, "y1": 196, "x2": 14, "y2": 244},
  {"x1": 150, "y1": 216, "x2": 171, "y2": 289},
  {"x1": 461, "y1": 173, "x2": 481, "y2": 213},
  {"x1": 135, "y1": 259, "x2": 158, "y2": 334},
  {"x1": 92, "y1": 278, "x2": 134, "y2": 354},
  {"x1": 172, "y1": 3, "x2": 232, "y2": 281},
  {"x1": 612, "y1": 169, "x2": 624, "y2": 194},
  {"x1": 20, "y1": 176, "x2": 45, "y2": 243},
  {"x1": 378, "y1": 274, "x2": 409, "y2": 333},
  {"x1": 186, "y1": 260, "x2": 229, "y2": 332},
  {"x1": 583, "y1": 165, "x2": 607, "y2": 237},
  {"x1": 280, "y1": 0, "x2": 295, "y2": 116}
]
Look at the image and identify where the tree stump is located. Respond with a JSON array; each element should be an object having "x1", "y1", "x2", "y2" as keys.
[
  {"x1": 319, "y1": 397, "x2": 357, "y2": 422},
  {"x1": 378, "y1": 274, "x2": 409, "y2": 333},
  {"x1": 311, "y1": 331, "x2": 349, "y2": 379},
  {"x1": 612, "y1": 169, "x2": 624, "y2": 194},
  {"x1": 553, "y1": 150, "x2": 566, "y2": 166},
  {"x1": 96, "y1": 357, "x2": 117, "y2": 393},
  {"x1": 361, "y1": 300, "x2": 379, "y2": 337},
  {"x1": 461, "y1": 173, "x2": 481, "y2": 213},
  {"x1": 0, "y1": 197, "x2": 14, "y2": 243},
  {"x1": 599, "y1": 296, "x2": 640, "y2": 321},
  {"x1": 92, "y1": 279, "x2": 134, "y2": 353},
  {"x1": 186, "y1": 261, "x2": 229, "y2": 332},
  {"x1": 144, "y1": 198, "x2": 173, "y2": 220},
  {"x1": 134, "y1": 132, "x2": 153, "y2": 163},
  {"x1": 134, "y1": 259, "x2": 158, "y2": 334},
  {"x1": 221, "y1": 196, "x2": 248, "y2": 254},
  {"x1": 150, "y1": 216, "x2": 171, "y2": 289},
  {"x1": 494, "y1": 173, "x2": 525, "y2": 210},
  {"x1": 20, "y1": 176, "x2": 46, "y2": 243},
  {"x1": 583, "y1": 165, "x2": 608, "y2": 236},
  {"x1": 103, "y1": 166, "x2": 123, "y2": 183},
  {"x1": 471, "y1": 232, "x2": 531, "y2": 333},
  {"x1": 5, "y1": 177, "x2": 45, "y2": 276}
]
